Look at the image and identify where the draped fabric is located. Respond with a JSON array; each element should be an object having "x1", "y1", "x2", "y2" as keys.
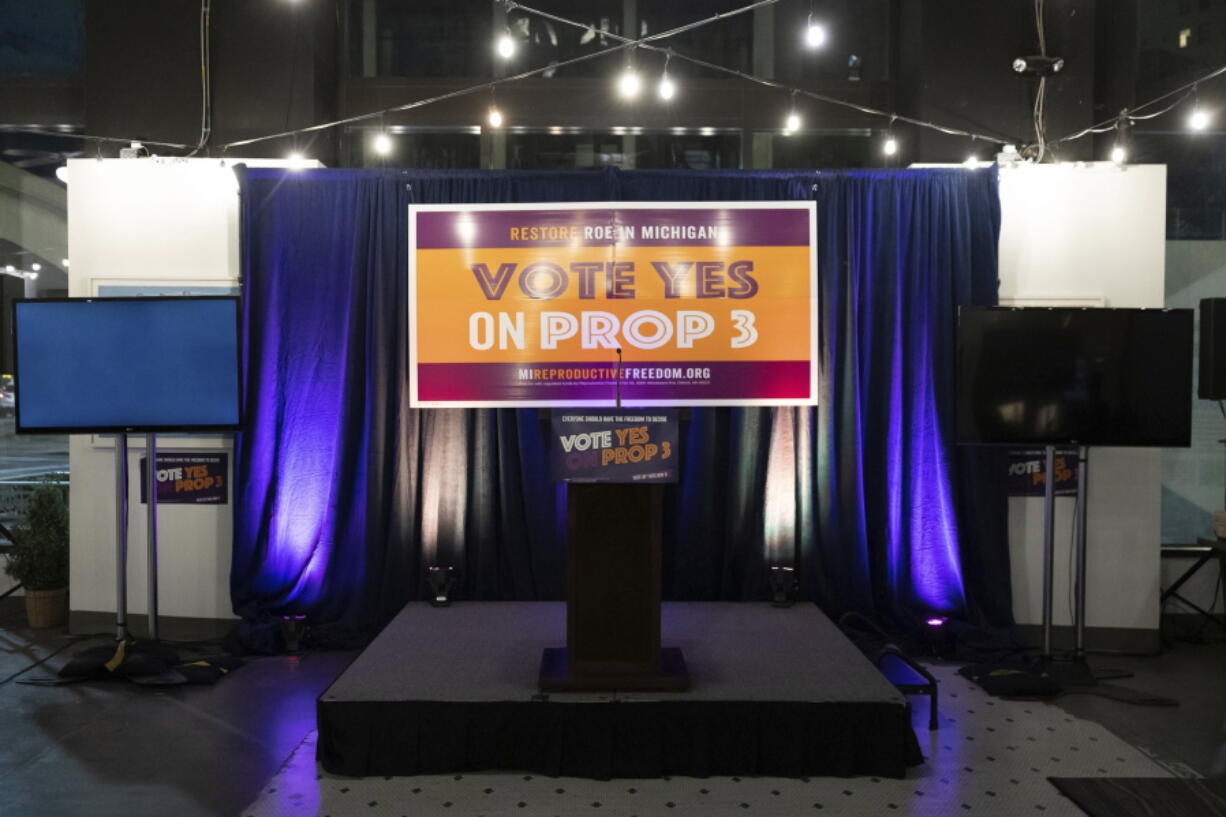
[{"x1": 232, "y1": 167, "x2": 1009, "y2": 646}]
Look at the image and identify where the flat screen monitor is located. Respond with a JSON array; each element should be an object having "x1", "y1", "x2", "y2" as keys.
[
  {"x1": 957, "y1": 307, "x2": 1193, "y2": 447},
  {"x1": 13, "y1": 296, "x2": 242, "y2": 433}
]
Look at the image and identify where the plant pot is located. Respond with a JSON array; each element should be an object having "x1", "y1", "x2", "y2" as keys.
[{"x1": 24, "y1": 587, "x2": 67, "y2": 629}]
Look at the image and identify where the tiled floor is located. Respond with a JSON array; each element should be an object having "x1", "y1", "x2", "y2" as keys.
[
  {"x1": 241, "y1": 664, "x2": 1176, "y2": 817},
  {"x1": 1, "y1": 596, "x2": 1221, "y2": 817}
]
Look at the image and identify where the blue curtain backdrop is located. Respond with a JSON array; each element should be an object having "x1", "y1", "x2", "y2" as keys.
[{"x1": 232, "y1": 166, "x2": 1009, "y2": 645}]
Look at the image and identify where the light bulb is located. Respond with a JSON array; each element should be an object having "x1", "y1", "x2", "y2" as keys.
[
  {"x1": 55, "y1": 165, "x2": 69, "y2": 184},
  {"x1": 488, "y1": 107, "x2": 504, "y2": 128},
  {"x1": 883, "y1": 137, "x2": 898, "y2": 156},
  {"x1": 496, "y1": 32, "x2": 515, "y2": 60},
  {"x1": 1188, "y1": 107, "x2": 1211, "y2": 131},
  {"x1": 31, "y1": 262, "x2": 40, "y2": 272},
  {"x1": 618, "y1": 68, "x2": 641, "y2": 99},
  {"x1": 372, "y1": 132, "x2": 392, "y2": 156},
  {"x1": 286, "y1": 151, "x2": 308, "y2": 169},
  {"x1": 1110, "y1": 145, "x2": 1127, "y2": 164},
  {"x1": 658, "y1": 74, "x2": 675, "y2": 101},
  {"x1": 784, "y1": 111, "x2": 801, "y2": 133},
  {"x1": 963, "y1": 155, "x2": 979, "y2": 169},
  {"x1": 4, "y1": 265, "x2": 12, "y2": 273},
  {"x1": 805, "y1": 19, "x2": 826, "y2": 48},
  {"x1": 62, "y1": 258, "x2": 70, "y2": 268}
]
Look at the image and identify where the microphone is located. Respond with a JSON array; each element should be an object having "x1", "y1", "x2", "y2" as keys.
[{"x1": 615, "y1": 347, "x2": 623, "y2": 409}]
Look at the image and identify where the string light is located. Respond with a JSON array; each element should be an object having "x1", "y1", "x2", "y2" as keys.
[
  {"x1": 783, "y1": 90, "x2": 801, "y2": 134},
  {"x1": 1111, "y1": 108, "x2": 1131, "y2": 165},
  {"x1": 804, "y1": 0, "x2": 826, "y2": 49},
  {"x1": 488, "y1": 106, "x2": 504, "y2": 128},
  {"x1": 496, "y1": 28, "x2": 515, "y2": 60},
  {"x1": 1187, "y1": 87, "x2": 1210, "y2": 131},
  {"x1": 372, "y1": 132, "x2": 392, "y2": 156},
  {"x1": 618, "y1": 64, "x2": 642, "y2": 99},
  {"x1": 658, "y1": 52, "x2": 676, "y2": 101},
  {"x1": 883, "y1": 136, "x2": 898, "y2": 156},
  {"x1": 190, "y1": 0, "x2": 1219, "y2": 164}
]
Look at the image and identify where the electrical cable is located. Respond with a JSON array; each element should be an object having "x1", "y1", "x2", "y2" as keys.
[
  {"x1": 223, "y1": 0, "x2": 1018, "y2": 152},
  {"x1": 186, "y1": 0, "x2": 212, "y2": 156},
  {"x1": 1032, "y1": 0, "x2": 1048, "y2": 162},
  {"x1": 222, "y1": 0, "x2": 782, "y2": 150},
  {"x1": 510, "y1": 0, "x2": 1017, "y2": 142},
  {"x1": 12, "y1": 0, "x2": 1223, "y2": 161},
  {"x1": 1050, "y1": 62, "x2": 1226, "y2": 149}
]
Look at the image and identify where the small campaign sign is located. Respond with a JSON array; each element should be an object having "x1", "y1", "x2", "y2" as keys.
[
  {"x1": 1007, "y1": 449, "x2": 1079, "y2": 497},
  {"x1": 551, "y1": 410, "x2": 679, "y2": 483},
  {"x1": 139, "y1": 453, "x2": 229, "y2": 504}
]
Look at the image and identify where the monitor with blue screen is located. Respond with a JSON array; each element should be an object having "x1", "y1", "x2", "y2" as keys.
[{"x1": 13, "y1": 297, "x2": 242, "y2": 433}]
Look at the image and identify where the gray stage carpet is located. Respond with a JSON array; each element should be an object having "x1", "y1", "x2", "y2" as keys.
[{"x1": 318, "y1": 602, "x2": 922, "y2": 779}]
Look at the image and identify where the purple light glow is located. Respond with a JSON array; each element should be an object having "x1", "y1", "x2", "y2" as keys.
[{"x1": 925, "y1": 617, "x2": 949, "y2": 627}]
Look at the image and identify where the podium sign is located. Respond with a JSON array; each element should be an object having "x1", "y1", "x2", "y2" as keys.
[{"x1": 551, "y1": 410, "x2": 679, "y2": 483}]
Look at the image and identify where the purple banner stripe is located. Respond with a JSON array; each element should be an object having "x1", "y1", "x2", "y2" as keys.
[
  {"x1": 415, "y1": 361, "x2": 812, "y2": 404},
  {"x1": 413, "y1": 208, "x2": 811, "y2": 249}
]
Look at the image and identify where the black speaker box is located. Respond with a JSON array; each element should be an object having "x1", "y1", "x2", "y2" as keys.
[{"x1": 1200, "y1": 298, "x2": 1226, "y2": 399}]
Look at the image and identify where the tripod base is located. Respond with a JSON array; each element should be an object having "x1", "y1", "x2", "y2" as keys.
[{"x1": 1038, "y1": 656, "x2": 1134, "y2": 686}]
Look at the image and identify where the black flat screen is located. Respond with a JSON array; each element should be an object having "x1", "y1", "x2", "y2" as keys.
[{"x1": 957, "y1": 307, "x2": 1193, "y2": 447}]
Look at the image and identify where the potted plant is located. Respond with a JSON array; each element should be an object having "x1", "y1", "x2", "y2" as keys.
[{"x1": 1, "y1": 482, "x2": 69, "y2": 628}]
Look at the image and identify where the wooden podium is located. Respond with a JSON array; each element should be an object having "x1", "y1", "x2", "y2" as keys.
[{"x1": 539, "y1": 482, "x2": 690, "y2": 691}]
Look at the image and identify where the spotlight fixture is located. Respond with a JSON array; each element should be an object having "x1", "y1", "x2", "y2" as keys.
[
  {"x1": 1188, "y1": 107, "x2": 1211, "y2": 132},
  {"x1": 804, "y1": 14, "x2": 826, "y2": 48},
  {"x1": 427, "y1": 565, "x2": 455, "y2": 607},
  {"x1": 882, "y1": 136, "x2": 898, "y2": 156},
  {"x1": 30, "y1": 262, "x2": 40, "y2": 272},
  {"x1": 922, "y1": 616, "x2": 955, "y2": 658},
  {"x1": 61, "y1": 258, "x2": 70, "y2": 268},
  {"x1": 488, "y1": 106, "x2": 504, "y2": 128},
  {"x1": 4, "y1": 265, "x2": 13, "y2": 273},
  {"x1": 286, "y1": 150, "x2": 309, "y2": 169},
  {"x1": 279, "y1": 614, "x2": 308, "y2": 654},
  {"x1": 1012, "y1": 55, "x2": 1064, "y2": 77},
  {"x1": 769, "y1": 566, "x2": 798, "y2": 607},
  {"x1": 496, "y1": 29, "x2": 515, "y2": 60},
  {"x1": 55, "y1": 165, "x2": 69, "y2": 184},
  {"x1": 1110, "y1": 144, "x2": 1127, "y2": 165},
  {"x1": 784, "y1": 111, "x2": 801, "y2": 133},
  {"x1": 963, "y1": 155, "x2": 980, "y2": 169},
  {"x1": 372, "y1": 132, "x2": 392, "y2": 156},
  {"x1": 617, "y1": 66, "x2": 642, "y2": 99}
]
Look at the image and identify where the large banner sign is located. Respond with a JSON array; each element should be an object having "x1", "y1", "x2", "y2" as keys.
[
  {"x1": 409, "y1": 202, "x2": 817, "y2": 407},
  {"x1": 551, "y1": 409, "x2": 679, "y2": 483}
]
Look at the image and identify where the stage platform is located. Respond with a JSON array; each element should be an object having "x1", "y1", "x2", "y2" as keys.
[{"x1": 317, "y1": 602, "x2": 923, "y2": 779}]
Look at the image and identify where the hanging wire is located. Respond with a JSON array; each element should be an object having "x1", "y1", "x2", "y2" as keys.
[
  {"x1": 1031, "y1": 0, "x2": 1049, "y2": 162},
  {"x1": 12, "y1": 0, "x2": 1224, "y2": 161},
  {"x1": 186, "y1": 0, "x2": 212, "y2": 156}
]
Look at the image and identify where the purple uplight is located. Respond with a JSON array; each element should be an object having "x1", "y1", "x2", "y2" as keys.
[{"x1": 925, "y1": 616, "x2": 949, "y2": 627}]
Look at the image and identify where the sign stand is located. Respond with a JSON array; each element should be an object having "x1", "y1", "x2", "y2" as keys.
[
  {"x1": 145, "y1": 433, "x2": 159, "y2": 641},
  {"x1": 111, "y1": 431, "x2": 162, "y2": 642},
  {"x1": 113, "y1": 433, "x2": 130, "y2": 642}
]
